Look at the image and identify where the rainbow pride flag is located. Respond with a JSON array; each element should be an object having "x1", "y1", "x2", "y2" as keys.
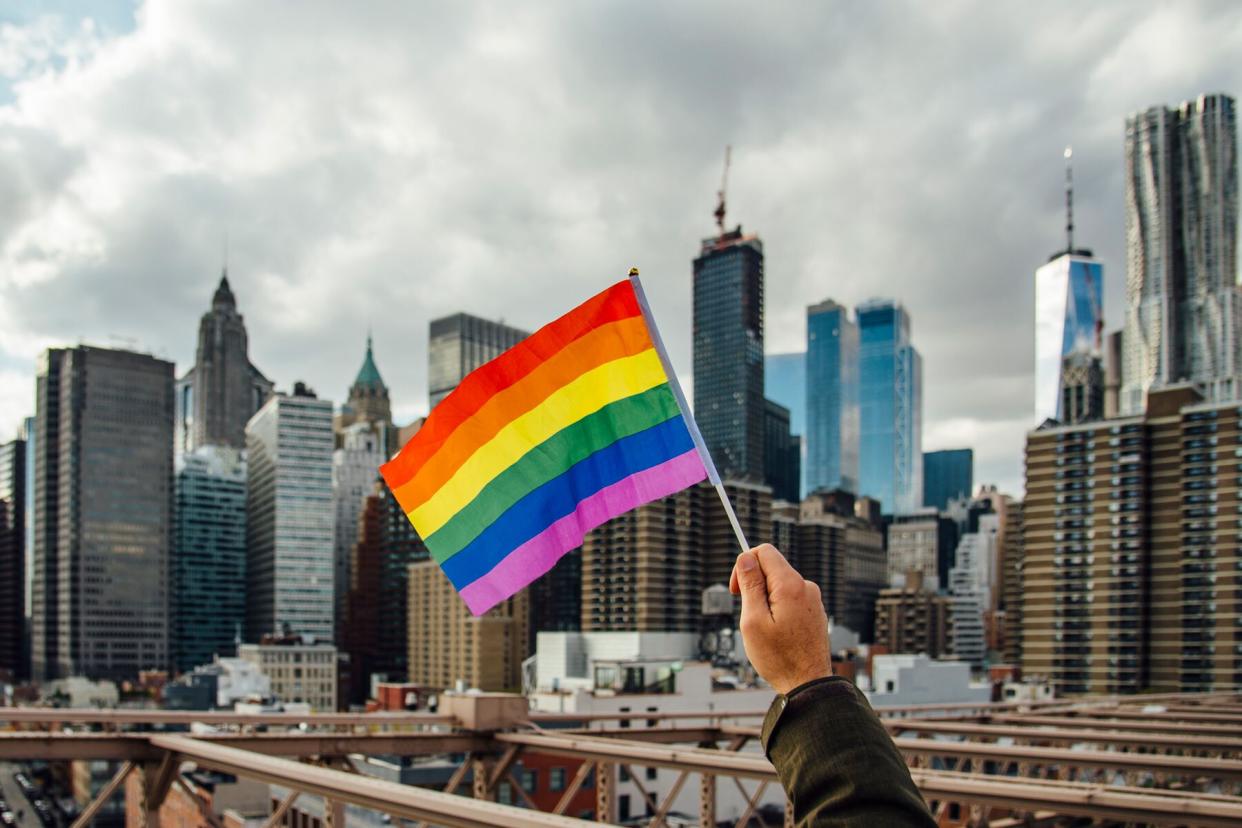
[{"x1": 380, "y1": 275, "x2": 711, "y2": 615}]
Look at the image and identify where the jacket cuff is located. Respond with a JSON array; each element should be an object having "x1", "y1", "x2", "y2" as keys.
[{"x1": 760, "y1": 675, "x2": 858, "y2": 757}]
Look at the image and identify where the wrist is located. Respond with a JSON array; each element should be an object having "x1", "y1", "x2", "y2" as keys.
[{"x1": 772, "y1": 665, "x2": 832, "y2": 696}]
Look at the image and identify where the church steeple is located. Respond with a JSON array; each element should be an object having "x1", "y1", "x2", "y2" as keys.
[
  {"x1": 212, "y1": 269, "x2": 236, "y2": 310},
  {"x1": 345, "y1": 332, "x2": 391, "y2": 426}
]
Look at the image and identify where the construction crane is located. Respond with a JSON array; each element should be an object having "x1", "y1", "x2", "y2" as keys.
[{"x1": 713, "y1": 145, "x2": 731, "y2": 237}]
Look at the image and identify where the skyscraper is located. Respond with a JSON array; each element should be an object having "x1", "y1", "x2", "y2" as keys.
[
  {"x1": 762, "y1": 399, "x2": 800, "y2": 503},
  {"x1": 805, "y1": 300, "x2": 859, "y2": 495},
  {"x1": 172, "y1": 446, "x2": 247, "y2": 673},
  {"x1": 1122, "y1": 93, "x2": 1239, "y2": 412},
  {"x1": 856, "y1": 300, "x2": 923, "y2": 515},
  {"x1": 32, "y1": 346, "x2": 174, "y2": 681},
  {"x1": 764, "y1": 352, "x2": 806, "y2": 436},
  {"x1": 245, "y1": 385, "x2": 335, "y2": 643},
  {"x1": 693, "y1": 227, "x2": 766, "y2": 481},
  {"x1": 333, "y1": 422, "x2": 385, "y2": 644},
  {"x1": 1034, "y1": 255, "x2": 1104, "y2": 423},
  {"x1": 427, "y1": 313, "x2": 528, "y2": 409},
  {"x1": 0, "y1": 437, "x2": 26, "y2": 681},
  {"x1": 176, "y1": 273, "x2": 274, "y2": 454},
  {"x1": 922, "y1": 448, "x2": 973, "y2": 511}
]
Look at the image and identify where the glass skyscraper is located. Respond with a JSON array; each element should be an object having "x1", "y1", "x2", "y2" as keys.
[
  {"x1": 856, "y1": 300, "x2": 922, "y2": 515},
  {"x1": 427, "y1": 313, "x2": 528, "y2": 409},
  {"x1": 805, "y1": 300, "x2": 859, "y2": 495},
  {"x1": 764, "y1": 352, "x2": 806, "y2": 435},
  {"x1": 172, "y1": 445, "x2": 247, "y2": 672},
  {"x1": 245, "y1": 386, "x2": 336, "y2": 642},
  {"x1": 1034, "y1": 253, "x2": 1104, "y2": 423},
  {"x1": 1122, "y1": 93, "x2": 1239, "y2": 412},
  {"x1": 693, "y1": 227, "x2": 766, "y2": 481},
  {"x1": 923, "y1": 448, "x2": 973, "y2": 511}
]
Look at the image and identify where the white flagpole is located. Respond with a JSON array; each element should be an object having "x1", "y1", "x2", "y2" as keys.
[{"x1": 628, "y1": 268, "x2": 751, "y2": 554}]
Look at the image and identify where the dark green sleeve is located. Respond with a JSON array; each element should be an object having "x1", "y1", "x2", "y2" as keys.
[{"x1": 761, "y1": 676, "x2": 935, "y2": 828}]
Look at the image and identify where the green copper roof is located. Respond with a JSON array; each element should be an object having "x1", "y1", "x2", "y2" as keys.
[{"x1": 353, "y1": 334, "x2": 386, "y2": 389}]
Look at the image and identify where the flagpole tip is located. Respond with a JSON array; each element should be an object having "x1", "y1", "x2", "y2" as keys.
[{"x1": 628, "y1": 267, "x2": 640, "y2": 277}]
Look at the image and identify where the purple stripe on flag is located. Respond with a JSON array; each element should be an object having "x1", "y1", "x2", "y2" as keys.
[{"x1": 459, "y1": 448, "x2": 707, "y2": 615}]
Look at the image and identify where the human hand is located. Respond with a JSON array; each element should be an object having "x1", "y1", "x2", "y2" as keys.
[{"x1": 729, "y1": 543, "x2": 831, "y2": 695}]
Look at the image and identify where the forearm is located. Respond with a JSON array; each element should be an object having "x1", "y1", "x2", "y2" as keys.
[{"x1": 762, "y1": 677, "x2": 935, "y2": 828}]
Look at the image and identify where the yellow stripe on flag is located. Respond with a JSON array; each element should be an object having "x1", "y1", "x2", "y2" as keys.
[{"x1": 408, "y1": 348, "x2": 667, "y2": 536}]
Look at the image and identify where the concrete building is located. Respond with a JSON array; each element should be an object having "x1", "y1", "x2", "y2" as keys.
[
  {"x1": 427, "y1": 313, "x2": 528, "y2": 409},
  {"x1": 922, "y1": 448, "x2": 973, "y2": 511},
  {"x1": 238, "y1": 638, "x2": 337, "y2": 711},
  {"x1": 1023, "y1": 384, "x2": 1242, "y2": 693},
  {"x1": 407, "y1": 561, "x2": 528, "y2": 692},
  {"x1": 0, "y1": 437, "x2": 26, "y2": 681},
  {"x1": 856, "y1": 300, "x2": 922, "y2": 515},
  {"x1": 1122, "y1": 93, "x2": 1239, "y2": 412},
  {"x1": 245, "y1": 385, "x2": 335, "y2": 643},
  {"x1": 865, "y1": 654, "x2": 990, "y2": 707},
  {"x1": 1001, "y1": 501, "x2": 1025, "y2": 667},
  {"x1": 529, "y1": 632, "x2": 779, "y2": 825},
  {"x1": 805, "y1": 300, "x2": 860, "y2": 496},
  {"x1": 885, "y1": 509, "x2": 942, "y2": 587},
  {"x1": 172, "y1": 446, "x2": 247, "y2": 673},
  {"x1": 874, "y1": 572, "x2": 951, "y2": 658},
  {"x1": 176, "y1": 273, "x2": 273, "y2": 455},
  {"x1": 31, "y1": 346, "x2": 174, "y2": 681},
  {"x1": 693, "y1": 226, "x2": 766, "y2": 482}
]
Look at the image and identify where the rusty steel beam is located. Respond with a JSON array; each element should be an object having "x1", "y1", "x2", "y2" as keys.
[
  {"x1": 1063, "y1": 706, "x2": 1242, "y2": 725},
  {"x1": 989, "y1": 714, "x2": 1240, "y2": 736},
  {"x1": 69, "y1": 761, "x2": 134, "y2": 828},
  {"x1": 869, "y1": 721, "x2": 1242, "y2": 752},
  {"x1": 0, "y1": 731, "x2": 489, "y2": 760},
  {"x1": 0, "y1": 707, "x2": 455, "y2": 727},
  {"x1": 149, "y1": 735, "x2": 605, "y2": 828},
  {"x1": 560, "y1": 728, "x2": 721, "y2": 745},
  {"x1": 890, "y1": 736, "x2": 1242, "y2": 781},
  {"x1": 911, "y1": 770, "x2": 1242, "y2": 828},
  {"x1": 722, "y1": 720, "x2": 1242, "y2": 754},
  {"x1": 495, "y1": 732, "x2": 776, "y2": 781}
]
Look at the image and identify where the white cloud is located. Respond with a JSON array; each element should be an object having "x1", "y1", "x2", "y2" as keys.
[{"x1": 0, "y1": 0, "x2": 1240, "y2": 498}]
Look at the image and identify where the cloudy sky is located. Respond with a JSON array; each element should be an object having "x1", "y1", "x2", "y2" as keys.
[{"x1": 2, "y1": 1, "x2": 1241, "y2": 496}]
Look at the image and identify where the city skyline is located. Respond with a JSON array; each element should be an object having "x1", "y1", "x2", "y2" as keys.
[{"x1": 2, "y1": 3, "x2": 1242, "y2": 497}]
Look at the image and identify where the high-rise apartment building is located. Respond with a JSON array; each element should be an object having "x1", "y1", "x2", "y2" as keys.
[
  {"x1": 1122, "y1": 94, "x2": 1239, "y2": 412},
  {"x1": 874, "y1": 571, "x2": 951, "y2": 658},
  {"x1": 693, "y1": 227, "x2": 766, "y2": 481},
  {"x1": 1023, "y1": 385, "x2": 1242, "y2": 694},
  {"x1": 342, "y1": 483, "x2": 428, "y2": 704},
  {"x1": 581, "y1": 487, "x2": 705, "y2": 632},
  {"x1": 922, "y1": 449, "x2": 973, "y2": 511},
  {"x1": 948, "y1": 514, "x2": 998, "y2": 670},
  {"x1": 857, "y1": 300, "x2": 923, "y2": 515},
  {"x1": 176, "y1": 274, "x2": 273, "y2": 454},
  {"x1": 782, "y1": 490, "x2": 886, "y2": 640},
  {"x1": 427, "y1": 313, "x2": 528, "y2": 409},
  {"x1": 32, "y1": 346, "x2": 174, "y2": 681},
  {"x1": 245, "y1": 386, "x2": 335, "y2": 643},
  {"x1": 1034, "y1": 253, "x2": 1104, "y2": 424},
  {"x1": 408, "y1": 560, "x2": 528, "y2": 691},
  {"x1": 1001, "y1": 501, "x2": 1024, "y2": 667},
  {"x1": 806, "y1": 300, "x2": 859, "y2": 495},
  {"x1": 172, "y1": 446, "x2": 247, "y2": 673},
  {"x1": 0, "y1": 438, "x2": 26, "y2": 681}
]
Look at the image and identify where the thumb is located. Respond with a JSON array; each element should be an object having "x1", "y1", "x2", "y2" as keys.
[{"x1": 733, "y1": 552, "x2": 770, "y2": 615}]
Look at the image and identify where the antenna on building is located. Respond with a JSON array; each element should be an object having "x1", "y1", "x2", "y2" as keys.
[
  {"x1": 714, "y1": 145, "x2": 732, "y2": 237},
  {"x1": 1064, "y1": 146, "x2": 1074, "y2": 254},
  {"x1": 222, "y1": 231, "x2": 229, "y2": 277}
]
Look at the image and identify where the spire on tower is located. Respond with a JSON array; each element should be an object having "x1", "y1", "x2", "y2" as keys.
[{"x1": 1064, "y1": 146, "x2": 1074, "y2": 254}]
